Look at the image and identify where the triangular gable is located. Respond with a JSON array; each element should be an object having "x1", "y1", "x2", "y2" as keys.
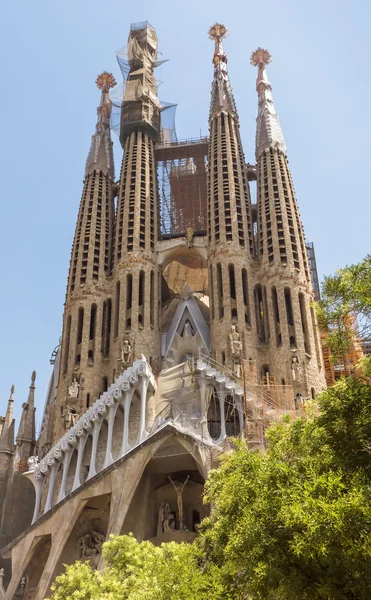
[{"x1": 163, "y1": 296, "x2": 210, "y2": 358}]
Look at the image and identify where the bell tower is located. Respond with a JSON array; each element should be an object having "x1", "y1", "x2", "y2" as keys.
[
  {"x1": 251, "y1": 48, "x2": 325, "y2": 393},
  {"x1": 112, "y1": 23, "x2": 161, "y2": 373},
  {"x1": 207, "y1": 23, "x2": 256, "y2": 372},
  {"x1": 52, "y1": 73, "x2": 116, "y2": 444}
]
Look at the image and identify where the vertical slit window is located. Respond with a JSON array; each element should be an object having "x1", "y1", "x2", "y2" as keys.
[
  {"x1": 254, "y1": 284, "x2": 266, "y2": 344},
  {"x1": 271, "y1": 286, "x2": 282, "y2": 347},
  {"x1": 101, "y1": 299, "x2": 112, "y2": 357},
  {"x1": 229, "y1": 263, "x2": 237, "y2": 321},
  {"x1": 138, "y1": 270, "x2": 145, "y2": 328},
  {"x1": 284, "y1": 287, "x2": 296, "y2": 348},
  {"x1": 75, "y1": 308, "x2": 84, "y2": 365},
  {"x1": 63, "y1": 315, "x2": 71, "y2": 375},
  {"x1": 88, "y1": 303, "x2": 97, "y2": 364},
  {"x1": 89, "y1": 304, "x2": 97, "y2": 340},
  {"x1": 209, "y1": 266, "x2": 214, "y2": 321},
  {"x1": 114, "y1": 282, "x2": 120, "y2": 338},
  {"x1": 299, "y1": 292, "x2": 310, "y2": 354},
  {"x1": 242, "y1": 268, "x2": 251, "y2": 326},
  {"x1": 77, "y1": 308, "x2": 84, "y2": 345},
  {"x1": 216, "y1": 263, "x2": 224, "y2": 320},
  {"x1": 228, "y1": 264, "x2": 236, "y2": 299},
  {"x1": 150, "y1": 270, "x2": 154, "y2": 327},
  {"x1": 126, "y1": 273, "x2": 133, "y2": 330}
]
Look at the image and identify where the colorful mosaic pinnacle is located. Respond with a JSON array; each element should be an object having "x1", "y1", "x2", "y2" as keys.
[
  {"x1": 250, "y1": 47, "x2": 272, "y2": 66},
  {"x1": 95, "y1": 71, "x2": 117, "y2": 92},
  {"x1": 208, "y1": 22, "x2": 228, "y2": 40}
]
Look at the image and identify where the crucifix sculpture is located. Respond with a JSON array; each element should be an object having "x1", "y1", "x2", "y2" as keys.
[{"x1": 168, "y1": 475, "x2": 190, "y2": 530}]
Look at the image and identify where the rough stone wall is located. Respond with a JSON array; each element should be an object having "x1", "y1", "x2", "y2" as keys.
[
  {"x1": 207, "y1": 111, "x2": 257, "y2": 370},
  {"x1": 52, "y1": 170, "x2": 115, "y2": 444},
  {"x1": 256, "y1": 148, "x2": 326, "y2": 393},
  {"x1": 111, "y1": 132, "x2": 161, "y2": 375}
]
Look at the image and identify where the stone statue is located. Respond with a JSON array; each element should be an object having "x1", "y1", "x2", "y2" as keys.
[
  {"x1": 168, "y1": 475, "x2": 190, "y2": 530},
  {"x1": 229, "y1": 326, "x2": 242, "y2": 359},
  {"x1": 77, "y1": 531, "x2": 105, "y2": 559},
  {"x1": 68, "y1": 377, "x2": 80, "y2": 400},
  {"x1": 291, "y1": 356, "x2": 302, "y2": 382},
  {"x1": 229, "y1": 326, "x2": 243, "y2": 376},
  {"x1": 158, "y1": 502, "x2": 174, "y2": 535},
  {"x1": 163, "y1": 512, "x2": 176, "y2": 533},
  {"x1": 62, "y1": 406, "x2": 79, "y2": 430},
  {"x1": 186, "y1": 225, "x2": 195, "y2": 248},
  {"x1": 120, "y1": 339, "x2": 132, "y2": 366},
  {"x1": 27, "y1": 455, "x2": 39, "y2": 471}
]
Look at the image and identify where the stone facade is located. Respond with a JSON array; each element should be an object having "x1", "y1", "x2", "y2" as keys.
[{"x1": 0, "y1": 22, "x2": 326, "y2": 599}]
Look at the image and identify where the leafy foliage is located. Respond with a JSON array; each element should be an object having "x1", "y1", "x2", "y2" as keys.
[
  {"x1": 48, "y1": 534, "x2": 226, "y2": 600},
  {"x1": 200, "y1": 375, "x2": 371, "y2": 599},
  {"x1": 316, "y1": 254, "x2": 371, "y2": 361}
]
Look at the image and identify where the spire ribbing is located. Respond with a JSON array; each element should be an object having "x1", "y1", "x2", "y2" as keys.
[
  {"x1": 209, "y1": 23, "x2": 237, "y2": 118},
  {"x1": 16, "y1": 371, "x2": 36, "y2": 445},
  {"x1": 251, "y1": 48, "x2": 286, "y2": 159},
  {"x1": 0, "y1": 387, "x2": 15, "y2": 454},
  {"x1": 85, "y1": 72, "x2": 116, "y2": 179}
]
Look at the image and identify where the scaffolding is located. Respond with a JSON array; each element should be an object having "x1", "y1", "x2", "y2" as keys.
[
  {"x1": 198, "y1": 353, "x2": 298, "y2": 449},
  {"x1": 155, "y1": 137, "x2": 208, "y2": 236}
]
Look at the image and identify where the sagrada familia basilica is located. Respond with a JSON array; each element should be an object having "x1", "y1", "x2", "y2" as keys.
[{"x1": 0, "y1": 22, "x2": 326, "y2": 599}]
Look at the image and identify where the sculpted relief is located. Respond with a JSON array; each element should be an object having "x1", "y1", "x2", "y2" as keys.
[{"x1": 77, "y1": 530, "x2": 105, "y2": 567}]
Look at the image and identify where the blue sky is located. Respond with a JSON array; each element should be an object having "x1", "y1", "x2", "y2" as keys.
[{"x1": 1, "y1": 0, "x2": 370, "y2": 427}]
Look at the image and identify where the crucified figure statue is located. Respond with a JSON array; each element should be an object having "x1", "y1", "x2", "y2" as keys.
[{"x1": 168, "y1": 475, "x2": 190, "y2": 530}]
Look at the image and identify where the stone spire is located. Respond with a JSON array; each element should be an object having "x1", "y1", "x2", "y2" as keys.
[
  {"x1": 207, "y1": 23, "x2": 256, "y2": 370},
  {"x1": 16, "y1": 371, "x2": 36, "y2": 446},
  {"x1": 85, "y1": 72, "x2": 116, "y2": 179},
  {"x1": 113, "y1": 22, "x2": 162, "y2": 368},
  {"x1": 208, "y1": 23, "x2": 237, "y2": 118},
  {"x1": 0, "y1": 386, "x2": 15, "y2": 454},
  {"x1": 251, "y1": 48, "x2": 286, "y2": 159},
  {"x1": 54, "y1": 73, "x2": 117, "y2": 443}
]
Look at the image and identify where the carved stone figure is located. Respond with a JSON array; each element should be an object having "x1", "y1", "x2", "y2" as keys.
[
  {"x1": 62, "y1": 406, "x2": 79, "y2": 430},
  {"x1": 120, "y1": 339, "x2": 132, "y2": 366},
  {"x1": 77, "y1": 530, "x2": 105, "y2": 560},
  {"x1": 158, "y1": 502, "x2": 172, "y2": 535},
  {"x1": 229, "y1": 325, "x2": 242, "y2": 359},
  {"x1": 186, "y1": 225, "x2": 195, "y2": 248},
  {"x1": 163, "y1": 512, "x2": 176, "y2": 533},
  {"x1": 27, "y1": 455, "x2": 39, "y2": 471},
  {"x1": 68, "y1": 377, "x2": 80, "y2": 400},
  {"x1": 168, "y1": 475, "x2": 190, "y2": 530},
  {"x1": 291, "y1": 355, "x2": 302, "y2": 382}
]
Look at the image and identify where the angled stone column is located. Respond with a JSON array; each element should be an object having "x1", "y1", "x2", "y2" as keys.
[
  {"x1": 103, "y1": 402, "x2": 120, "y2": 469},
  {"x1": 30, "y1": 475, "x2": 44, "y2": 524},
  {"x1": 139, "y1": 377, "x2": 149, "y2": 443},
  {"x1": 72, "y1": 433, "x2": 89, "y2": 492},
  {"x1": 44, "y1": 462, "x2": 59, "y2": 514},
  {"x1": 87, "y1": 419, "x2": 103, "y2": 480},
  {"x1": 57, "y1": 449, "x2": 73, "y2": 503},
  {"x1": 217, "y1": 388, "x2": 227, "y2": 441},
  {"x1": 121, "y1": 388, "x2": 134, "y2": 456}
]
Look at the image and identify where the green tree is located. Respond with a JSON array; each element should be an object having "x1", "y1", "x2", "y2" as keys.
[
  {"x1": 200, "y1": 375, "x2": 371, "y2": 599},
  {"x1": 48, "y1": 533, "x2": 226, "y2": 600},
  {"x1": 317, "y1": 254, "x2": 371, "y2": 363}
]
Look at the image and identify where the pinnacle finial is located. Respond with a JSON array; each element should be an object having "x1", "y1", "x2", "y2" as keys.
[
  {"x1": 9, "y1": 385, "x2": 14, "y2": 401},
  {"x1": 208, "y1": 23, "x2": 228, "y2": 41},
  {"x1": 31, "y1": 371, "x2": 36, "y2": 383},
  {"x1": 95, "y1": 72, "x2": 117, "y2": 93},
  {"x1": 250, "y1": 48, "x2": 272, "y2": 67}
]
